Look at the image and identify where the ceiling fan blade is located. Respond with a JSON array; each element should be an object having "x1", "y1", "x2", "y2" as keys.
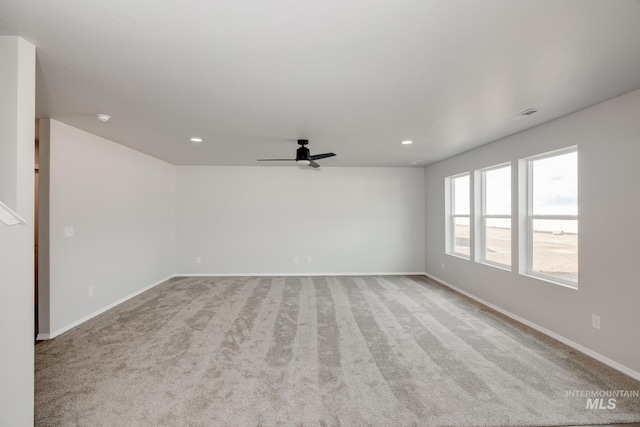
[
  {"x1": 308, "y1": 152, "x2": 336, "y2": 161},
  {"x1": 258, "y1": 140, "x2": 335, "y2": 167}
]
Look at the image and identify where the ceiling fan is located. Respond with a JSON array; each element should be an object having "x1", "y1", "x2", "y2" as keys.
[{"x1": 257, "y1": 139, "x2": 336, "y2": 168}]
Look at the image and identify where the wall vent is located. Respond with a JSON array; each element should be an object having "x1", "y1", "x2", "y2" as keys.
[{"x1": 512, "y1": 108, "x2": 538, "y2": 120}]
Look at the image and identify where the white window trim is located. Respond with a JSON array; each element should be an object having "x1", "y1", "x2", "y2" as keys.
[
  {"x1": 446, "y1": 172, "x2": 471, "y2": 259},
  {"x1": 476, "y1": 163, "x2": 511, "y2": 270},
  {"x1": 519, "y1": 146, "x2": 578, "y2": 289}
]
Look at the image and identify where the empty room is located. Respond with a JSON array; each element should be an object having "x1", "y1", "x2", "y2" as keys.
[{"x1": 1, "y1": 1, "x2": 640, "y2": 426}]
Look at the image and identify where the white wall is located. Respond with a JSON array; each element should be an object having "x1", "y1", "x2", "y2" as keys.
[
  {"x1": 38, "y1": 125, "x2": 425, "y2": 333},
  {"x1": 176, "y1": 166, "x2": 425, "y2": 275},
  {"x1": 424, "y1": 89, "x2": 640, "y2": 376},
  {"x1": 41, "y1": 120, "x2": 176, "y2": 337},
  {"x1": 0, "y1": 36, "x2": 35, "y2": 427}
]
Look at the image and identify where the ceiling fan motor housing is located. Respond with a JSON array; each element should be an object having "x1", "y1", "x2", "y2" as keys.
[{"x1": 296, "y1": 146, "x2": 310, "y2": 160}]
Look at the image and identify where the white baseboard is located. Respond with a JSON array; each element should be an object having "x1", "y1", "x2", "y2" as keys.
[
  {"x1": 37, "y1": 274, "x2": 175, "y2": 340},
  {"x1": 424, "y1": 273, "x2": 640, "y2": 382},
  {"x1": 175, "y1": 272, "x2": 427, "y2": 277},
  {"x1": 36, "y1": 333, "x2": 53, "y2": 340}
]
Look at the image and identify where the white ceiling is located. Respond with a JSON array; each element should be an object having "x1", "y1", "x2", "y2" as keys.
[{"x1": 2, "y1": 0, "x2": 640, "y2": 167}]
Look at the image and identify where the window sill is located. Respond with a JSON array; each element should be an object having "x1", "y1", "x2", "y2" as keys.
[
  {"x1": 478, "y1": 260, "x2": 511, "y2": 272},
  {"x1": 520, "y1": 272, "x2": 578, "y2": 290},
  {"x1": 446, "y1": 252, "x2": 471, "y2": 261}
]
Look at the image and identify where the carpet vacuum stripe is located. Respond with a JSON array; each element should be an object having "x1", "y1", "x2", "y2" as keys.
[{"x1": 35, "y1": 276, "x2": 640, "y2": 426}]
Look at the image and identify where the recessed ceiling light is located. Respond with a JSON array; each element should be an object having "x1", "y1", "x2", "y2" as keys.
[
  {"x1": 189, "y1": 137, "x2": 203, "y2": 143},
  {"x1": 94, "y1": 113, "x2": 111, "y2": 123},
  {"x1": 401, "y1": 140, "x2": 413, "y2": 145}
]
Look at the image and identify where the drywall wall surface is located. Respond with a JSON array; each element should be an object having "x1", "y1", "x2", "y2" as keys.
[
  {"x1": 176, "y1": 166, "x2": 425, "y2": 275},
  {"x1": 0, "y1": 36, "x2": 35, "y2": 427},
  {"x1": 47, "y1": 120, "x2": 175, "y2": 334},
  {"x1": 38, "y1": 119, "x2": 51, "y2": 335},
  {"x1": 424, "y1": 89, "x2": 640, "y2": 374},
  {"x1": 0, "y1": 38, "x2": 19, "y2": 210}
]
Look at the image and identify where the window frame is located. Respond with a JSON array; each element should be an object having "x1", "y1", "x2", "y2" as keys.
[
  {"x1": 446, "y1": 172, "x2": 471, "y2": 259},
  {"x1": 520, "y1": 146, "x2": 578, "y2": 288},
  {"x1": 477, "y1": 162, "x2": 512, "y2": 270}
]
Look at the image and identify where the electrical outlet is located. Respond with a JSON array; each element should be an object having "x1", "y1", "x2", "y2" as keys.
[
  {"x1": 592, "y1": 314, "x2": 600, "y2": 330},
  {"x1": 65, "y1": 226, "x2": 74, "y2": 237},
  {"x1": 307, "y1": 256, "x2": 312, "y2": 263},
  {"x1": 88, "y1": 286, "x2": 94, "y2": 297},
  {"x1": 441, "y1": 261, "x2": 445, "y2": 270},
  {"x1": 293, "y1": 256, "x2": 298, "y2": 263},
  {"x1": 196, "y1": 257, "x2": 201, "y2": 264}
]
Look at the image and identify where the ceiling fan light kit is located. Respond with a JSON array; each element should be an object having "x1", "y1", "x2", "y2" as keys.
[{"x1": 257, "y1": 139, "x2": 336, "y2": 168}]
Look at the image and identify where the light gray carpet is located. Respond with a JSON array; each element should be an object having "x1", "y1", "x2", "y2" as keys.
[{"x1": 35, "y1": 276, "x2": 640, "y2": 426}]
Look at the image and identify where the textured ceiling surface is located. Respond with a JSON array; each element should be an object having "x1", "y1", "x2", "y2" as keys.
[{"x1": 2, "y1": 0, "x2": 640, "y2": 166}]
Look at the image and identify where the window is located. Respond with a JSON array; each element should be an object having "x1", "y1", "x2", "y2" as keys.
[
  {"x1": 446, "y1": 173, "x2": 470, "y2": 258},
  {"x1": 521, "y1": 147, "x2": 578, "y2": 287},
  {"x1": 478, "y1": 164, "x2": 511, "y2": 268}
]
